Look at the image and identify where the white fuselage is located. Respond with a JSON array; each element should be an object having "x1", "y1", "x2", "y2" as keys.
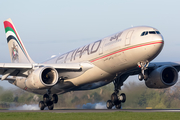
[{"x1": 27, "y1": 26, "x2": 164, "y2": 95}]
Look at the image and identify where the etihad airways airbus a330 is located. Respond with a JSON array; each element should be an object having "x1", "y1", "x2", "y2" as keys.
[{"x1": 0, "y1": 18, "x2": 179, "y2": 110}]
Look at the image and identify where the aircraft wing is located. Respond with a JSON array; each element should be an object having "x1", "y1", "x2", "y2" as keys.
[
  {"x1": 126, "y1": 62, "x2": 180, "y2": 76},
  {"x1": 109, "y1": 61, "x2": 180, "y2": 91},
  {"x1": 0, "y1": 62, "x2": 93, "y2": 80},
  {"x1": 0, "y1": 63, "x2": 32, "y2": 80},
  {"x1": 151, "y1": 62, "x2": 180, "y2": 70}
]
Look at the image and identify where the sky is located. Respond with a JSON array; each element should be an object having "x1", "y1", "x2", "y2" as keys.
[{"x1": 0, "y1": 0, "x2": 180, "y2": 89}]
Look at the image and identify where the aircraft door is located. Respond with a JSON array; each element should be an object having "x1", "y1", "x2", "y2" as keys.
[{"x1": 125, "y1": 30, "x2": 134, "y2": 46}]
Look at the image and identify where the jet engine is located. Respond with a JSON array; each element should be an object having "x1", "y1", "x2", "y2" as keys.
[
  {"x1": 25, "y1": 66, "x2": 58, "y2": 89},
  {"x1": 145, "y1": 65, "x2": 178, "y2": 88}
]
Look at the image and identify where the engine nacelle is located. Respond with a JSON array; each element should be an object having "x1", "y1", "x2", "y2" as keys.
[
  {"x1": 25, "y1": 67, "x2": 58, "y2": 89},
  {"x1": 145, "y1": 65, "x2": 178, "y2": 88}
]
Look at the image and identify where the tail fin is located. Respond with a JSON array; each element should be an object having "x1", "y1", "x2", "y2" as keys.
[{"x1": 3, "y1": 18, "x2": 34, "y2": 63}]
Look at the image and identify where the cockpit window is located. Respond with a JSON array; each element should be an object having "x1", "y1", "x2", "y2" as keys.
[
  {"x1": 149, "y1": 31, "x2": 156, "y2": 34},
  {"x1": 156, "y1": 31, "x2": 160, "y2": 34},
  {"x1": 145, "y1": 31, "x2": 148, "y2": 35},
  {"x1": 141, "y1": 31, "x2": 161, "y2": 36},
  {"x1": 141, "y1": 32, "x2": 145, "y2": 36}
]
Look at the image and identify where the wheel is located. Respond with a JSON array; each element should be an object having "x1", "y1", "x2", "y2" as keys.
[
  {"x1": 48, "y1": 101, "x2": 54, "y2": 110},
  {"x1": 43, "y1": 94, "x2": 49, "y2": 104},
  {"x1": 138, "y1": 73, "x2": 144, "y2": 81},
  {"x1": 115, "y1": 102, "x2": 121, "y2": 109},
  {"x1": 106, "y1": 100, "x2": 113, "y2": 109},
  {"x1": 39, "y1": 101, "x2": 45, "y2": 110},
  {"x1": 52, "y1": 94, "x2": 58, "y2": 103},
  {"x1": 111, "y1": 93, "x2": 118, "y2": 104},
  {"x1": 120, "y1": 93, "x2": 126, "y2": 103}
]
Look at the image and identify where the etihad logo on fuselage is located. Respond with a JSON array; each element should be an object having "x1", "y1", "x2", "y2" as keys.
[{"x1": 56, "y1": 40, "x2": 102, "y2": 63}]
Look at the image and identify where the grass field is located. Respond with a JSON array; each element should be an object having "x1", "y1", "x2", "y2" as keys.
[{"x1": 0, "y1": 112, "x2": 180, "y2": 120}]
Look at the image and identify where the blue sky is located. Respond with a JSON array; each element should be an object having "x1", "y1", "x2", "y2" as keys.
[{"x1": 0, "y1": 0, "x2": 180, "y2": 88}]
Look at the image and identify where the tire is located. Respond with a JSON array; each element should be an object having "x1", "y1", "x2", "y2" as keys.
[
  {"x1": 48, "y1": 101, "x2": 54, "y2": 110},
  {"x1": 138, "y1": 73, "x2": 144, "y2": 81},
  {"x1": 52, "y1": 94, "x2": 58, "y2": 104},
  {"x1": 115, "y1": 102, "x2": 121, "y2": 109},
  {"x1": 39, "y1": 101, "x2": 45, "y2": 110},
  {"x1": 111, "y1": 93, "x2": 118, "y2": 104},
  {"x1": 120, "y1": 93, "x2": 126, "y2": 103},
  {"x1": 43, "y1": 94, "x2": 49, "y2": 104},
  {"x1": 106, "y1": 100, "x2": 113, "y2": 109}
]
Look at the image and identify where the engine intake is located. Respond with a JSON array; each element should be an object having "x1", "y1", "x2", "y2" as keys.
[
  {"x1": 145, "y1": 65, "x2": 178, "y2": 88},
  {"x1": 26, "y1": 67, "x2": 58, "y2": 89},
  {"x1": 41, "y1": 68, "x2": 57, "y2": 85}
]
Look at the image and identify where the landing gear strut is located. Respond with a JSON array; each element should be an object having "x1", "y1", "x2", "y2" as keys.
[
  {"x1": 39, "y1": 93, "x2": 58, "y2": 110},
  {"x1": 138, "y1": 60, "x2": 149, "y2": 81},
  {"x1": 106, "y1": 74, "x2": 127, "y2": 109}
]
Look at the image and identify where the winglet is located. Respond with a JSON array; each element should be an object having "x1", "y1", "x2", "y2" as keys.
[{"x1": 4, "y1": 18, "x2": 34, "y2": 63}]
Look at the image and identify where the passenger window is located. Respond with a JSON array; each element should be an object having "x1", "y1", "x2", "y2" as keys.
[
  {"x1": 149, "y1": 31, "x2": 156, "y2": 34},
  {"x1": 156, "y1": 31, "x2": 160, "y2": 34},
  {"x1": 141, "y1": 32, "x2": 145, "y2": 36}
]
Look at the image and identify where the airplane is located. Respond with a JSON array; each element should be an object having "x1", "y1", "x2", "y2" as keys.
[{"x1": 0, "y1": 18, "x2": 178, "y2": 110}]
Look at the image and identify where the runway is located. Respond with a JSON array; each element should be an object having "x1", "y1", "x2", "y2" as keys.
[{"x1": 1, "y1": 109, "x2": 180, "y2": 113}]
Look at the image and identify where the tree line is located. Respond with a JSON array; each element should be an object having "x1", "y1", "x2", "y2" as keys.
[{"x1": 0, "y1": 81, "x2": 180, "y2": 109}]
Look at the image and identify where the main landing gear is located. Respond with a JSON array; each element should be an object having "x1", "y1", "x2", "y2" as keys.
[
  {"x1": 106, "y1": 91, "x2": 126, "y2": 109},
  {"x1": 39, "y1": 93, "x2": 58, "y2": 110},
  {"x1": 106, "y1": 74, "x2": 127, "y2": 109}
]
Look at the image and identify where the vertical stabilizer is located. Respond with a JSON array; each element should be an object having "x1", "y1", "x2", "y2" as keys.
[{"x1": 3, "y1": 18, "x2": 34, "y2": 63}]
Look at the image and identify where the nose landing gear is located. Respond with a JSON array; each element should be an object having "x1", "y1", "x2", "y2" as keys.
[{"x1": 138, "y1": 60, "x2": 149, "y2": 81}]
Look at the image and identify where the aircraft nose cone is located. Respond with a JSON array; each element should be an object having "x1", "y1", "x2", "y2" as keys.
[{"x1": 152, "y1": 33, "x2": 164, "y2": 41}]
